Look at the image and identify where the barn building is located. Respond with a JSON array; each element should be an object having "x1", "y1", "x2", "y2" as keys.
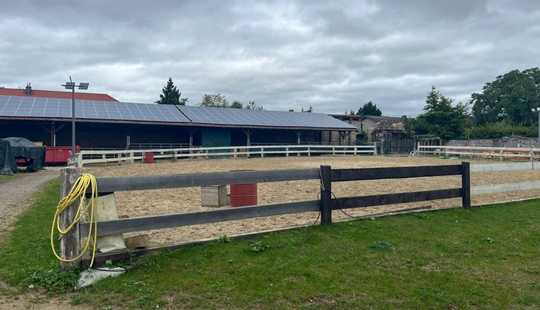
[{"x1": 0, "y1": 91, "x2": 356, "y2": 149}]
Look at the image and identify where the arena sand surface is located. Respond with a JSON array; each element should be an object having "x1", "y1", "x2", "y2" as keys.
[{"x1": 87, "y1": 156, "x2": 540, "y2": 246}]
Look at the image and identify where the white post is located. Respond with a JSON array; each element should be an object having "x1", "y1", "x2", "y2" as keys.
[
  {"x1": 286, "y1": 146, "x2": 289, "y2": 157},
  {"x1": 76, "y1": 153, "x2": 83, "y2": 168},
  {"x1": 261, "y1": 147, "x2": 265, "y2": 158},
  {"x1": 308, "y1": 146, "x2": 311, "y2": 157},
  {"x1": 332, "y1": 146, "x2": 335, "y2": 155}
]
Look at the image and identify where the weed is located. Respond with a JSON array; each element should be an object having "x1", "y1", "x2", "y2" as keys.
[
  {"x1": 248, "y1": 240, "x2": 269, "y2": 253},
  {"x1": 28, "y1": 268, "x2": 79, "y2": 293},
  {"x1": 369, "y1": 240, "x2": 394, "y2": 251}
]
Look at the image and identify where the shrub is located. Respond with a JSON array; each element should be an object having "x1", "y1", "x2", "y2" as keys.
[{"x1": 466, "y1": 122, "x2": 537, "y2": 139}]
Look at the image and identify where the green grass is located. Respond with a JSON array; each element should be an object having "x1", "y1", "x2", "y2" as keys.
[
  {"x1": 0, "y1": 179, "x2": 62, "y2": 285},
  {"x1": 1, "y1": 180, "x2": 540, "y2": 309},
  {"x1": 0, "y1": 174, "x2": 17, "y2": 183}
]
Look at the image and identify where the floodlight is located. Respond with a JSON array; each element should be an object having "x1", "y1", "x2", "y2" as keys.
[
  {"x1": 78, "y1": 82, "x2": 89, "y2": 90},
  {"x1": 63, "y1": 82, "x2": 75, "y2": 89}
]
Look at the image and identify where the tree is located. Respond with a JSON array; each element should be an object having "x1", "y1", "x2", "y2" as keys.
[
  {"x1": 471, "y1": 68, "x2": 540, "y2": 125},
  {"x1": 230, "y1": 101, "x2": 243, "y2": 109},
  {"x1": 301, "y1": 105, "x2": 313, "y2": 113},
  {"x1": 200, "y1": 95, "x2": 263, "y2": 110},
  {"x1": 200, "y1": 94, "x2": 229, "y2": 108},
  {"x1": 356, "y1": 101, "x2": 382, "y2": 116},
  {"x1": 156, "y1": 78, "x2": 188, "y2": 105},
  {"x1": 414, "y1": 87, "x2": 468, "y2": 140},
  {"x1": 245, "y1": 101, "x2": 263, "y2": 111}
]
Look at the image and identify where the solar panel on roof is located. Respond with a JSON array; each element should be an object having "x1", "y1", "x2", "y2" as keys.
[
  {"x1": 0, "y1": 95, "x2": 190, "y2": 124},
  {"x1": 177, "y1": 105, "x2": 355, "y2": 130},
  {"x1": 0, "y1": 95, "x2": 355, "y2": 130}
]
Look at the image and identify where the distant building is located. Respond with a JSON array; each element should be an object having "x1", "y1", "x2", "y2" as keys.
[
  {"x1": 330, "y1": 114, "x2": 405, "y2": 142},
  {"x1": 330, "y1": 114, "x2": 415, "y2": 153},
  {"x1": 0, "y1": 84, "x2": 117, "y2": 102}
]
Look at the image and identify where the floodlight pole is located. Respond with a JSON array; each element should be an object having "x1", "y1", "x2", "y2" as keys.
[
  {"x1": 71, "y1": 81, "x2": 76, "y2": 155},
  {"x1": 62, "y1": 77, "x2": 89, "y2": 159}
]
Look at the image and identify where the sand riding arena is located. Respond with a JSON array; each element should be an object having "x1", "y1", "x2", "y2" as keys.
[{"x1": 86, "y1": 155, "x2": 540, "y2": 246}]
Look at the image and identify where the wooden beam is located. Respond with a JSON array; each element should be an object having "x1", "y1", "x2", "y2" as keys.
[
  {"x1": 331, "y1": 165, "x2": 462, "y2": 182},
  {"x1": 92, "y1": 168, "x2": 320, "y2": 193},
  {"x1": 331, "y1": 188, "x2": 462, "y2": 210},
  {"x1": 461, "y1": 162, "x2": 471, "y2": 208},
  {"x1": 82, "y1": 200, "x2": 320, "y2": 237},
  {"x1": 320, "y1": 165, "x2": 332, "y2": 225},
  {"x1": 59, "y1": 167, "x2": 81, "y2": 270}
]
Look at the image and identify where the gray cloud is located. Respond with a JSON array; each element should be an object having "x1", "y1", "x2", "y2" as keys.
[{"x1": 0, "y1": 0, "x2": 539, "y2": 116}]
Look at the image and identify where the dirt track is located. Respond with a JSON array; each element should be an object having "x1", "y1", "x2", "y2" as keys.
[
  {"x1": 87, "y1": 156, "x2": 540, "y2": 246},
  {"x1": 0, "y1": 170, "x2": 57, "y2": 237}
]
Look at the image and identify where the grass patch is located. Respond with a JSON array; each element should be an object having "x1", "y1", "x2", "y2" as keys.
[
  {"x1": 1, "y1": 180, "x2": 540, "y2": 309},
  {"x1": 0, "y1": 179, "x2": 76, "y2": 290},
  {"x1": 0, "y1": 174, "x2": 17, "y2": 184}
]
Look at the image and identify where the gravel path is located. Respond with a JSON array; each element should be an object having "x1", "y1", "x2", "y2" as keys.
[
  {"x1": 0, "y1": 170, "x2": 58, "y2": 235},
  {"x1": 0, "y1": 169, "x2": 89, "y2": 309}
]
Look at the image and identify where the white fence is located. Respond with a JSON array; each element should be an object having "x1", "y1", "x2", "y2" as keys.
[
  {"x1": 415, "y1": 146, "x2": 540, "y2": 196},
  {"x1": 76, "y1": 144, "x2": 377, "y2": 167},
  {"x1": 416, "y1": 145, "x2": 540, "y2": 161}
]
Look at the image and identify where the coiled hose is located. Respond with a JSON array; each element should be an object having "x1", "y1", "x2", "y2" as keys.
[{"x1": 50, "y1": 173, "x2": 98, "y2": 267}]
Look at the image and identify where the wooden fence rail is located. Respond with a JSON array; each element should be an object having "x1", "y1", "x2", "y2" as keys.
[
  {"x1": 65, "y1": 162, "x2": 471, "y2": 266},
  {"x1": 77, "y1": 144, "x2": 377, "y2": 167},
  {"x1": 91, "y1": 168, "x2": 321, "y2": 194}
]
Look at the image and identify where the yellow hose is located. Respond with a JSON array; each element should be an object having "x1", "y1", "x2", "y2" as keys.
[{"x1": 50, "y1": 173, "x2": 98, "y2": 267}]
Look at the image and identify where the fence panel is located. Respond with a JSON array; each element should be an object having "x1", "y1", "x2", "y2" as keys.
[
  {"x1": 60, "y1": 162, "x2": 470, "y2": 265},
  {"x1": 417, "y1": 145, "x2": 540, "y2": 161},
  {"x1": 78, "y1": 144, "x2": 377, "y2": 167}
]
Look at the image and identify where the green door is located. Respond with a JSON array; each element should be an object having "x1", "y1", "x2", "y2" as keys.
[{"x1": 201, "y1": 128, "x2": 231, "y2": 147}]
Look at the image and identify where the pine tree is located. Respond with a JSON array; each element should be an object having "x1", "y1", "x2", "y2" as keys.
[
  {"x1": 357, "y1": 101, "x2": 382, "y2": 116},
  {"x1": 156, "y1": 78, "x2": 188, "y2": 105}
]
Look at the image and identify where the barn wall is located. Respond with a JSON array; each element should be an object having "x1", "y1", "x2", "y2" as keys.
[
  {"x1": 0, "y1": 119, "x2": 338, "y2": 149},
  {"x1": 0, "y1": 120, "x2": 51, "y2": 144}
]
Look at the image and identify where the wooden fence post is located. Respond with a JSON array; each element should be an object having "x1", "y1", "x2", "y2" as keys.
[
  {"x1": 320, "y1": 165, "x2": 332, "y2": 225},
  {"x1": 461, "y1": 162, "x2": 471, "y2": 208},
  {"x1": 60, "y1": 167, "x2": 82, "y2": 269}
]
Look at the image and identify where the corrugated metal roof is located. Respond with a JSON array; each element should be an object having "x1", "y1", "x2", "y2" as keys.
[{"x1": 0, "y1": 95, "x2": 355, "y2": 130}]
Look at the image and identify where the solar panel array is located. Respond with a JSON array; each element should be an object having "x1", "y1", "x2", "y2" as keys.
[
  {"x1": 0, "y1": 95, "x2": 355, "y2": 130},
  {"x1": 178, "y1": 106, "x2": 356, "y2": 130},
  {"x1": 0, "y1": 95, "x2": 189, "y2": 123}
]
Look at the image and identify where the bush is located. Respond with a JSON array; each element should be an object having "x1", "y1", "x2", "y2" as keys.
[{"x1": 466, "y1": 122, "x2": 537, "y2": 139}]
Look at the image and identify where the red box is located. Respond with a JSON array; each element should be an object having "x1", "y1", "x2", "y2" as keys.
[{"x1": 45, "y1": 146, "x2": 80, "y2": 165}]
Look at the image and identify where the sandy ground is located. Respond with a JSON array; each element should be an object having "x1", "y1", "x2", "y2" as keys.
[{"x1": 87, "y1": 155, "x2": 540, "y2": 246}]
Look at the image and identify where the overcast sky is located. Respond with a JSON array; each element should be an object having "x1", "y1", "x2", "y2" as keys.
[{"x1": 1, "y1": 1, "x2": 539, "y2": 116}]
